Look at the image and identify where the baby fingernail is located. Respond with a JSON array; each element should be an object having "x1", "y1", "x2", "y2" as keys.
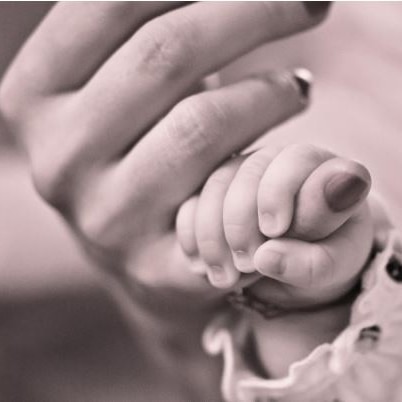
[
  {"x1": 256, "y1": 250, "x2": 285, "y2": 276},
  {"x1": 324, "y1": 173, "x2": 369, "y2": 212},
  {"x1": 209, "y1": 265, "x2": 228, "y2": 285},
  {"x1": 293, "y1": 68, "x2": 313, "y2": 101},
  {"x1": 233, "y1": 251, "x2": 254, "y2": 272},
  {"x1": 260, "y1": 212, "x2": 279, "y2": 237}
]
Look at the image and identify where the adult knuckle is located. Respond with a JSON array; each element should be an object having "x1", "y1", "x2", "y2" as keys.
[
  {"x1": 0, "y1": 53, "x2": 49, "y2": 127},
  {"x1": 186, "y1": 96, "x2": 230, "y2": 133},
  {"x1": 76, "y1": 176, "x2": 157, "y2": 250},
  {"x1": 29, "y1": 107, "x2": 109, "y2": 205},
  {"x1": 77, "y1": 206, "x2": 115, "y2": 249},
  {"x1": 30, "y1": 136, "x2": 83, "y2": 208},
  {"x1": 31, "y1": 153, "x2": 73, "y2": 207},
  {"x1": 136, "y1": 17, "x2": 197, "y2": 79},
  {"x1": 0, "y1": 76, "x2": 28, "y2": 126},
  {"x1": 165, "y1": 96, "x2": 229, "y2": 159}
]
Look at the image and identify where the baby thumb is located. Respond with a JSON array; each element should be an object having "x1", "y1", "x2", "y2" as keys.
[{"x1": 287, "y1": 157, "x2": 371, "y2": 241}]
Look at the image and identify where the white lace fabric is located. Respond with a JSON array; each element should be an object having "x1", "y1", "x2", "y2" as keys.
[{"x1": 203, "y1": 224, "x2": 402, "y2": 402}]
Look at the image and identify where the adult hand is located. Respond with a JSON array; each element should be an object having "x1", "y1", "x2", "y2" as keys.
[{"x1": 0, "y1": 2, "x2": 330, "y2": 316}]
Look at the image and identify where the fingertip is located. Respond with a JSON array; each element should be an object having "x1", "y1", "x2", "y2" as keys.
[
  {"x1": 206, "y1": 264, "x2": 240, "y2": 289},
  {"x1": 232, "y1": 250, "x2": 256, "y2": 273},
  {"x1": 258, "y1": 211, "x2": 288, "y2": 238},
  {"x1": 253, "y1": 242, "x2": 286, "y2": 280}
]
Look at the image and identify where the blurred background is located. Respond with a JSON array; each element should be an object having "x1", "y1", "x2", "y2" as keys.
[{"x1": 1, "y1": 2, "x2": 402, "y2": 401}]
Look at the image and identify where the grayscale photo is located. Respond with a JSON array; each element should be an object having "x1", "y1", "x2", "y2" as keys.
[{"x1": 1, "y1": 2, "x2": 402, "y2": 401}]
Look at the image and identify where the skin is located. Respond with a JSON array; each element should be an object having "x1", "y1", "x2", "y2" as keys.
[
  {"x1": 0, "y1": 0, "x2": 374, "y2": 396},
  {"x1": 178, "y1": 144, "x2": 372, "y2": 302},
  {"x1": 0, "y1": 1, "x2": 330, "y2": 307},
  {"x1": 178, "y1": 142, "x2": 373, "y2": 378}
]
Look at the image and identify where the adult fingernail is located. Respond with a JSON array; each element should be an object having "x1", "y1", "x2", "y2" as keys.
[
  {"x1": 324, "y1": 173, "x2": 369, "y2": 212},
  {"x1": 233, "y1": 251, "x2": 254, "y2": 273},
  {"x1": 256, "y1": 250, "x2": 285, "y2": 276},
  {"x1": 303, "y1": 2, "x2": 332, "y2": 18},
  {"x1": 293, "y1": 68, "x2": 313, "y2": 100}
]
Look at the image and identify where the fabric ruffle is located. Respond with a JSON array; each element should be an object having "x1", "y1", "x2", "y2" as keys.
[{"x1": 204, "y1": 216, "x2": 402, "y2": 402}]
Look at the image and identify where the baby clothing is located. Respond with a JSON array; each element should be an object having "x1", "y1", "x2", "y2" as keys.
[{"x1": 203, "y1": 207, "x2": 402, "y2": 402}]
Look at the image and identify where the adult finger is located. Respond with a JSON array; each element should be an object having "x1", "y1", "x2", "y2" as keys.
[
  {"x1": 4, "y1": 2, "x2": 183, "y2": 94},
  {"x1": 288, "y1": 157, "x2": 371, "y2": 241},
  {"x1": 78, "y1": 2, "x2": 329, "y2": 156},
  {"x1": 118, "y1": 70, "x2": 309, "y2": 218},
  {"x1": 258, "y1": 143, "x2": 334, "y2": 238}
]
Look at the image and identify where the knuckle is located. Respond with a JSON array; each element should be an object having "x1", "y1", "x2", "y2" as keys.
[
  {"x1": 30, "y1": 136, "x2": 84, "y2": 208},
  {"x1": 165, "y1": 96, "x2": 230, "y2": 160},
  {"x1": 76, "y1": 206, "x2": 115, "y2": 250},
  {"x1": 29, "y1": 116, "x2": 102, "y2": 208},
  {"x1": 136, "y1": 17, "x2": 197, "y2": 79},
  {"x1": 76, "y1": 187, "x2": 153, "y2": 251},
  {"x1": 75, "y1": 187, "x2": 133, "y2": 251},
  {"x1": 0, "y1": 59, "x2": 47, "y2": 129},
  {"x1": 31, "y1": 152, "x2": 75, "y2": 207}
]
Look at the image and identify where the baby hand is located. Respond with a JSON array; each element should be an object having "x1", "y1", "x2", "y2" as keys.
[{"x1": 177, "y1": 143, "x2": 373, "y2": 308}]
